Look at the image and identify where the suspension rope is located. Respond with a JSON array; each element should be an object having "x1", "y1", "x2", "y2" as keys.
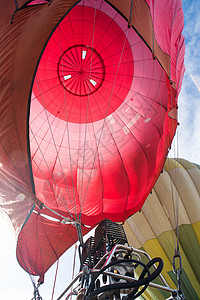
[
  {"x1": 51, "y1": 260, "x2": 59, "y2": 300},
  {"x1": 168, "y1": 79, "x2": 181, "y2": 253},
  {"x1": 175, "y1": 121, "x2": 180, "y2": 253},
  {"x1": 166, "y1": 5, "x2": 183, "y2": 288},
  {"x1": 42, "y1": 204, "x2": 72, "y2": 222},
  {"x1": 31, "y1": 280, "x2": 43, "y2": 300},
  {"x1": 75, "y1": 222, "x2": 84, "y2": 246},
  {"x1": 164, "y1": 158, "x2": 177, "y2": 250},
  {"x1": 152, "y1": 28, "x2": 181, "y2": 254},
  {"x1": 72, "y1": 244, "x2": 78, "y2": 281}
]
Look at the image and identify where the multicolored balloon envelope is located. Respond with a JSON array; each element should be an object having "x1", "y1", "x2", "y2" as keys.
[
  {"x1": 124, "y1": 158, "x2": 200, "y2": 300},
  {"x1": 0, "y1": 0, "x2": 185, "y2": 276}
]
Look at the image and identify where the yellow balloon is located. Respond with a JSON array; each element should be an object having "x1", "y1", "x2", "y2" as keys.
[{"x1": 124, "y1": 158, "x2": 200, "y2": 300}]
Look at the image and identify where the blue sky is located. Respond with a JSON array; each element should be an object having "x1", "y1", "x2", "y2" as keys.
[
  {"x1": 170, "y1": 0, "x2": 200, "y2": 165},
  {"x1": 0, "y1": 0, "x2": 200, "y2": 299}
]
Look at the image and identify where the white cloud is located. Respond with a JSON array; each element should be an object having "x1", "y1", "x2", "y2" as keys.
[{"x1": 190, "y1": 74, "x2": 200, "y2": 92}]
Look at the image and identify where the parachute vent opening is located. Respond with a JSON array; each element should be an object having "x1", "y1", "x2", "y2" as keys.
[{"x1": 58, "y1": 45, "x2": 105, "y2": 96}]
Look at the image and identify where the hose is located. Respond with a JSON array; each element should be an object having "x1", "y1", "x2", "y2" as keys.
[{"x1": 85, "y1": 257, "x2": 163, "y2": 299}]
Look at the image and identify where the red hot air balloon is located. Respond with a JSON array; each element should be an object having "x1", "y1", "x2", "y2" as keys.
[{"x1": 0, "y1": 0, "x2": 185, "y2": 281}]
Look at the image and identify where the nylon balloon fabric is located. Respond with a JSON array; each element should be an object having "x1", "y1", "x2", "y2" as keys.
[
  {"x1": 124, "y1": 158, "x2": 200, "y2": 300},
  {"x1": 30, "y1": 0, "x2": 179, "y2": 224},
  {"x1": 0, "y1": 0, "x2": 185, "y2": 276}
]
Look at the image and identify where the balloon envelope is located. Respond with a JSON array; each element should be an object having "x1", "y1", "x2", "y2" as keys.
[{"x1": 0, "y1": 0, "x2": 185, "y2": 276}]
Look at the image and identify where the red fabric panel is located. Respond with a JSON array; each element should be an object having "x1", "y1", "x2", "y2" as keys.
[
  {"x1": 145, "y1": 0, "x2": 185, "y2": 84},
  {"x1": 17, "y1": 212, "x2": 91, "y2": 275},
  {"x1": 33, "y1": 5, "x2": 134, "y2": 123}
]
